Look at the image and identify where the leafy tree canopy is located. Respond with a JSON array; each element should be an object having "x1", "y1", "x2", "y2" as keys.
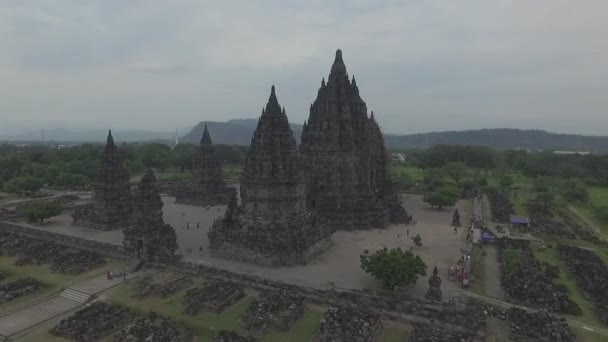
[
  {"x1": 21, "y1": 201, "x2": 63, "y2": 223},
  {"x1": 360, "y1": 247, "x2": 427, "y2": 288}
]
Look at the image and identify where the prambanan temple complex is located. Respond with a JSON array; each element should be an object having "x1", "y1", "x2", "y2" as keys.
[
  {"x1": 175, "y1": 124, "x2": 234, "y2": 206},
  {"x1": 71, "y1": 49, "x2": 410, "y2": 266},
  {"x1": 72, "y1": 130, "x2": 132, "y2": 230},
  {"x1": 301, "y1": 49, "x2": 410, "y2": 230},
  {"x1": 208, "y1": 86, "x2": 334, "y2": 265},
  {"x1": 123, "y1": 169, "x2": 178, "y2": 263}
]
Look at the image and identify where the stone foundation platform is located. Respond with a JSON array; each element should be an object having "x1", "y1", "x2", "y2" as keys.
[
  {"x1": 72, "y1": 205, "x2": 130, "y2": 231},
  {"x1": 209, "y1": 236, "x2": 333, "y2": 266}
]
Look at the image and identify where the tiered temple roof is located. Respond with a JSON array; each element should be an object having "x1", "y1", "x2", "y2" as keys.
[
  {"x1": 300, "y1": 50, "x2": 411, "y2": 230},
  {"x1": 175, "y1": 124, "x2": 233, "y2": 206},
  {"x1": 72, "y1": 130, "x2": 132, "y2": 230},
  {"x1": 208, "y1": 86, "x2": 333, "y2": 265}
]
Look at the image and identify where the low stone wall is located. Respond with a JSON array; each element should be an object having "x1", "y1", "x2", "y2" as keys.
[{"x1": 0, "y1": 222, "x2": 127, "y2": 259}]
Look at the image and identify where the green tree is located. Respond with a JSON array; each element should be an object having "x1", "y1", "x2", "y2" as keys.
[
  {"x1": 21, "y1": 201, "x2": 63, "y2": 223},
  {"x1": 423, "y1": 185, "x2": 459, "y2": 209},
  {"x1": 533, "y1": 176, "x2": 558, "y2": 192},
  {"x1": 560, "y1": 179, "x2": 589, "y2": 203},
  {"x1": 3, "y1": 176, "x2": 44, "y2": 193},
  {"x1": 499, "y1": 175, "x2": 513, "y2": 189},
  {"x1": 360, "y1": 247, "x2": 427, "y2": 288},
  {"x1": 440, "y1": 162, "x2": 469, "y2": 183}
]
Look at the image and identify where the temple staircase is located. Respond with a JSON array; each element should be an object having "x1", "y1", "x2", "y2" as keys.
[
  {"x1": 60, "y1": 288, "x2": 91, "y2": 303},
  {"x1": 127, "y1": 258, "x2": 143, "y2": 273}
]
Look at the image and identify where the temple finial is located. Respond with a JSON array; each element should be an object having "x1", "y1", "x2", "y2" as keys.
[
  {"x1": 321, "y1": 77, "x2": 325, "y2": 87},
  {"x1": 352, "y1": 75, "x2": 357, "y2": 86},
  {"x1": 200, "y1": 124, "x2": 212, "y2": 145},
  {"x1": 335, "y1": 49, "x2": 343, "y2": 64},
  {"x1": 106, "y1": 130, "x2": 115, "y2": 148}
]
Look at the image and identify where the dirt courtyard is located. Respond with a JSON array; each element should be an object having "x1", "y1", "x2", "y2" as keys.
[{"x1": 19, "y1": 193, "x2": 472, "y2": 298}]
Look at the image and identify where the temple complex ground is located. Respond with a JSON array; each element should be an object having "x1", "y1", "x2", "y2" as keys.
[{"x1": 17, "y1": 193, "x2": 470, "y2": 298}]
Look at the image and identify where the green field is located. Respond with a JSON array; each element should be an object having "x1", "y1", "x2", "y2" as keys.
[
  {"x1": 223, "y1": 163, "x2": 243, "y2": 179},
  {"x1": 530, "y1": 241, "x2": 603, "y2": 327},
  {"x1": 104, "y1": 279, "x2": 328, "y2": 342},
  {"x1": 0, "y1": 256, "x2": 124, "y2": 313}
]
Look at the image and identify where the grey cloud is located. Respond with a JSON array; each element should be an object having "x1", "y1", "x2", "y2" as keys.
[{"x1": 0, "y1": 0, "x2": 607, "y2": 135}]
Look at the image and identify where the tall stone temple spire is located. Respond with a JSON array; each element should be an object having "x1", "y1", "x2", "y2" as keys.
[
  {"x1": 175, "y1": 124, "x2": 233, "y2": 206},
  {"x1": 123, "y1": 169, "x2": 178, "y2": 263},
  {"x1": 72, "y1": 130, "x2": 132, "y2": 230},
  {"x1": 300, "y1": 49, "x2": 411, "y2": 230},
  {"x1": 208, "y1": 86, "x2": 333, "y2": 265}
]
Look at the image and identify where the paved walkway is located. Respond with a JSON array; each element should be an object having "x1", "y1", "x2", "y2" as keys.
[
  {"x1": 0, "y1": 274, "x2": 132, "y2": 338},
  {"x1": 482, "y1": 244, "x2": 503, "y2": 300}
]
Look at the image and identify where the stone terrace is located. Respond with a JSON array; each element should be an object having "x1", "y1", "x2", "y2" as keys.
[{"x1": 8, "y1": 193, "x2": 470, "y2": 297}]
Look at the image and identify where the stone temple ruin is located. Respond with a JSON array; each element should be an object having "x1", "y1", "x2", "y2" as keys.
[
  {"x1": 208, "y1": 86, "x2": 334, "y2": 265},
  {"x1": 73, "y1": 130, "x2": 132, "y2": 230},
  {"x1": 300, "y1": 49, "x2": 410, "y2": 230},
  {"x1": 123, "y1": 169, "x2": 178, "y2": 264},
  {"x1": 175, "y1": 124, "x2": 234, "y2": 206}
]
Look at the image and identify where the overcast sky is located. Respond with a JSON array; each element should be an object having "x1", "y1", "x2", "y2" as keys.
[{"x1": 1, "y1": 0, "x2": 607, "y2": 135}]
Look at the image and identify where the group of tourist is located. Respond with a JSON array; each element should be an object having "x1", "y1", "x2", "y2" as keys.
[{"x1": 106, "y1": 267, "x2": 128, "y2": 281}]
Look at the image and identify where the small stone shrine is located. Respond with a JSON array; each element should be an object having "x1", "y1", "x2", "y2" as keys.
[
  {"x1": 208, "y1": 86, "x2": 333, "y2": 265},
  {"x1": 452, "y1": 208, "x2": 461, "y2": 227},
  {"x1": 425, "y1": 266, "x2": 442, "y2": 301},
  {"x1": 73, "y1": 130, "x2": 132, "y2": 230},
  {"x1": 123, "y1": 169, "x2": 178, "y2": 263},
  {"x1": 175, "y1": 124, "x2": 233, "y2": 206},
  {"x1": 300, "y1": 49, "x2": 411, "y2": 230}
]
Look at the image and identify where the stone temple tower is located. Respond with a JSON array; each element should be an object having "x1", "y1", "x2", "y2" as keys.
[
  {"x1": 300, "y1": 49, "x2": 411, "y2": 230},
  {"x1": 175, "y1": 124, "x2": 233, "y2": 206},
  {"x1": 73, "y1": 130, "x2": 132, "y2": 230},
  {"x1": 208, "y1": 86, "x2": 333, "y2": 265},
  {"x1": 123, "y1": 169, "x2": 178, "y2": 263}
]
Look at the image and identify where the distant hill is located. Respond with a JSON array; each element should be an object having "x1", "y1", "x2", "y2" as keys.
[
  {"x1": 184, "y1": 121, "x2": 608, "y2": 152},
  {"x1": 385, "y1": 129, "x2": 608, "y2": 152},
  {"x1": 181, "y1": 119, "x2": 303, "y2": 145}
]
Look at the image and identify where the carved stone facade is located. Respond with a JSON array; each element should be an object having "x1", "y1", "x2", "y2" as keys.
[
  {"x1": 175, "y1": 124, "x2": 233, "y2": 206},
  {"x1": 123, "y1": 169, "x2": 178, "y2": 264},
  {"x1": 300, "y1": 49, "x2": 410, "y2": 230},
  {"x1": 72, "y1": 130, "x2": 132, "y2": 230},
  {"x1": 208, "y1": 86, "x2": 333, "y2": 265}
]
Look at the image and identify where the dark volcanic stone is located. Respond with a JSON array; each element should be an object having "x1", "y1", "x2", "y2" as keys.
[
  {"x1": 208, "y1": 86, "x2": 333, "y2": 266},
  {"x1": 51, "y1": 302, "x2": 134, "y2": 341},
  {"x1": 313, "y1": 306, "x2": 381, "y2": 342},
  {"x1": 114, "y1": 311, "x2": 192, "y2": 342},
  {"x1": 300, "y1": 49, "x2": 411, "y2": 230},
  {"x1": 175, "y1": 124, "x2": 233, "y2": 206},
  {"x1": 0, "y1": 278, "x2": 42, "y2": 303},
  {"x1": 72, "y1": 130, "x2": 132, "y2": 230},
  {"x1": 123, "y1": 169, "x2": 179, "y2": 264}
]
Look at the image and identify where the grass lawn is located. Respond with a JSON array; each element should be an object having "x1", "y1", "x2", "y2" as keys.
[
  {"x1": 379, "y1": 326, "x2": 410, "y2": 342},
  {"x1": 223, "y1": 164, "x2": 243, "y2": 179},
  {"x1": 530, "y1": 241, "x2": 602, "y2": 327},
  {"x1": 0, "y1": 256, "x2": 124, "y2": 313},
  {"x1": 390, "y1": 163, "x2": 425, "y2": 182},
  {"x1": 12, "y1": 327, "x2": 65, "y2": 342},
  {"x1": 574, "y1": 327, "x2": 608, "y2": 342},
  {"x1": 587, "y1": 186, "x2": 608, "y2": 208},
  {"x1": 263, "y1": 309, "x2": 323, "y2": 342}
]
